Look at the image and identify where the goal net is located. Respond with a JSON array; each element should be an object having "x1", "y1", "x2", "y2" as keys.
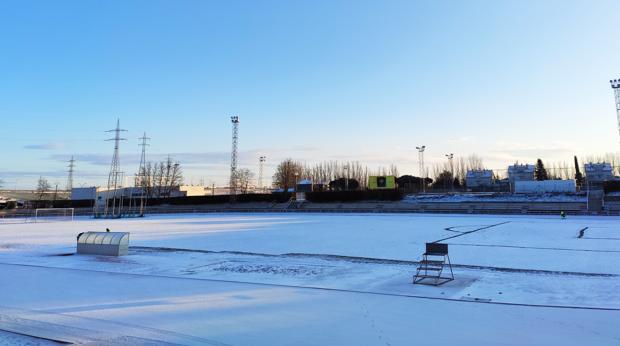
[{"x1": 34, "y1": 208, "x2": 74, "y2": 223}]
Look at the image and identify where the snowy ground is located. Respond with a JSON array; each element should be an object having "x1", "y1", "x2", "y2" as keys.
[
  {"x1": 0, "y1": 213, "x2": 618, "y2": 345},
  {"x1": 405, "y1": 193, "x2": 586, "y2": 202}
]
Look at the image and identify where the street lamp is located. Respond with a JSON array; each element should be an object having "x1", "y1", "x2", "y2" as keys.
[{"x1": 343, "y1": 165, "x2": 349, "y2": 191}]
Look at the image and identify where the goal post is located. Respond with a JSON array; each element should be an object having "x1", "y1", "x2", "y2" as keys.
[{"x1": 34, "y1": 208, "x2": 75, "y2": 223}]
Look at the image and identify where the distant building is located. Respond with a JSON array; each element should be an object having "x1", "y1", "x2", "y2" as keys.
[
  {"x1": 584, "y1": 163, "x2": 614, "y2": 183},
  {"x1": 71, "y1": 185, "x2": 207, "y2": 200},
  {"x1": 296, "y1": 179, "x2": 313, "y2": 193},
  {"x1": 508, "y1": 164, "x2": 535, "y2": 192},
  {"x1": 465, "y1": 170, "x2": 494, "y2": 191},
  {"x1": 71, "y1": 187, "x2": 100, "y2": 200},
  {"x1": 295, "y1": 179, "x2": 313, "y2": 201}
]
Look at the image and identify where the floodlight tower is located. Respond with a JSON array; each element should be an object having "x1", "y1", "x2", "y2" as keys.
[
  {"x1": 445, "y1": 153, "x2": 454, "y2": 191},
  {"x1": 104, "y1": 119, "x2": 127, "y2": 217},
  {"x1": 258, "y1": 156, "x2": 266, "y2": 191},
  {"x1": 416, "y1": 146, "x2": 426, "y2": 192},
  {"x1": 66, "y1": 156, "x2": 75, "y2": 191},
  {"x1": 230, "y1": 116, "x2": 240, "y2": 196},
  {"x1": 610, "y1": 79, "x2": 620, "y2": 139}
]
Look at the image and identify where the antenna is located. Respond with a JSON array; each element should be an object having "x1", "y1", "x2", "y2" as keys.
[
  {"x1": 230, "y1": 116, "x2": 240, "y2": 196},
  {"x1": 258, "y1": 156, "x2": 266, "y2": 191},
  {"x1": 66, "y1": 156, "x2": 75, "y2": 191},
  {"x1": 610, "y1": 79, "x2": 620, "y2": 140}
]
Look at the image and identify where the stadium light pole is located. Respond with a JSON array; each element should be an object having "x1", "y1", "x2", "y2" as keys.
[
  {"x1": 416, "y1": 146, "x2": 426, "y2": 193},
  {"x1": 610, "y1": 79, "x2": 620, "y2": 141},
  {"x1": 445, "y1": 153, "x2": 454, "y2": 191}
]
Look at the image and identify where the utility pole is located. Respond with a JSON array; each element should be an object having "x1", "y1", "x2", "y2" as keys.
[
  {"x1": 610, "y1": 79, "x2": 620, "y2": 140},
  {"x1": 416, "y1": 146, "x2": 426, "y2": 193},
  {"x1": 258, "y1": 156, "x2": 266, "y2": 192},
  {"x1": 66, "y1": 156, "x2": 75, "y2": 192},
  {"x1": 230, "y1": 116, "x2": 240, "y2": 199}
]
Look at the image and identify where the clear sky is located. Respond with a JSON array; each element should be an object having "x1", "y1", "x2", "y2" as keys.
[{"x1": 1, "y1": 0, "x2": 619, "y2": 189}]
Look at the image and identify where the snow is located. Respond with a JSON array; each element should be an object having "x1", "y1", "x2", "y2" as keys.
[
  {"x1": 405, "y1": 193, "x2": 586, "y2": 202},
  {"x1": 0, "y1": 213, "x2": 619, "y2": 345}
]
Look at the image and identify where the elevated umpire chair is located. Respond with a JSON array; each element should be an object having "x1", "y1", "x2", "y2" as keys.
[{"x1": 413, "y1": 243, "x2": 454, "y2": 286}]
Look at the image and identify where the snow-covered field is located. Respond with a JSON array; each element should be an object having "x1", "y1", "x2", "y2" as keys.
[{"x1": 0, "y1": 213, "x2": 618, "y2": 345}]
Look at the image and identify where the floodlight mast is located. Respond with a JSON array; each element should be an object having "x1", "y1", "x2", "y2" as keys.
[
  {"x1": 610, "y1": 79, "x2": 620, "y2": 140},
  {"x1": 230, "y1": 116, "x2": 240, "y2": 197},
  {"x1": 445, "y1": 153, "x2": 454, "y2": 191},
  {"x1": 258, "y1": 156, "x2": 266, "y2": 192},
  {"x1": 416, "y1": 145, "x2": 426, "y2": 193}
]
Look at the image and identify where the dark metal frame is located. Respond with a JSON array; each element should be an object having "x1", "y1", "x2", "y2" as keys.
[{"x1": 413, "y1": 243, "x2": 454, "y2": 286}]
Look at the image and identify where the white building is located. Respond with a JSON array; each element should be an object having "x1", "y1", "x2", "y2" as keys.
[
  {"x1": 584, "y1": 163, "x2": 614, "y2": 183},
  {"x1": 465, "y1": 170, "x2": 494, "y2": 191},
  {"x1": 507, "y1": 164, "x2": 535, "y2": 191},
  {"x1": 71, "y1": 185, "x2": 207, "y2": 200}
]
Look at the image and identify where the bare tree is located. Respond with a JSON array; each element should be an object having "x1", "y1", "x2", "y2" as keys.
[
  {"x1": 236, "y1": 168, "x2": 255, "y2": 193},
  {"x1": 36, "y1": 176, "x2": 51, "y2": 200},
  {"x1": 273, "y1": 159, "x2": 304, "y2": 191},
  {"x1": 139, "y1": 157, "x2": 183, "y2": 198}
]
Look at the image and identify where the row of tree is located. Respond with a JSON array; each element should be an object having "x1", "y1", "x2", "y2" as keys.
[
  {"x1": 26, "y1": 151, "x2": 620, "y2": 198},
  {"x1": 272, "y1": 159, "x2": 401, "y2": 192},
  {"x1": 136, "y1": 157, "x2": 184, "y2": 198},
  {"x1": 271, "y1": 154, "x2": 613, "y2": 191}
]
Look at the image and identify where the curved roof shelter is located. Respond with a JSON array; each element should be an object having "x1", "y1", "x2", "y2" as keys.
[{"x1": 77, "y1": 231, "x2": 129, "y2": 256}]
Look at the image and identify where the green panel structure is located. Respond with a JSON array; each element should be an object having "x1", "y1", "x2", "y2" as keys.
[{"x1": 368, "y1": 176, "x2": 396, "y2": 189}]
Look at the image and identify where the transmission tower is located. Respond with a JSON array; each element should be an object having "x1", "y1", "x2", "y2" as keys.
[
  {"x1": 66, "y1": 156, "x2": 75, "y2": 191},
  {"x1": 103, "y1": 119, "x2": 127, "y2": 218},
  {"x1": 258, "y1": 156, "x2": 266, "y2": 191},
  {"x1": 136, "y1": 132, "x2": 150, "y2": 216},
  {"x1": 416, "y1": 145, "x2": 426, "y2": 193},
  {"x1": 230, "y1": 116, "x2": 240, "y2": 196},
  {"x1": 610, "y1": 79, "x2": 620, "y2": 139}
]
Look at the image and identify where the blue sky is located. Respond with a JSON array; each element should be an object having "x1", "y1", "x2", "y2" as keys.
[{"x1": 1, "y1": 0, "x2": 619, "y2": 189}]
